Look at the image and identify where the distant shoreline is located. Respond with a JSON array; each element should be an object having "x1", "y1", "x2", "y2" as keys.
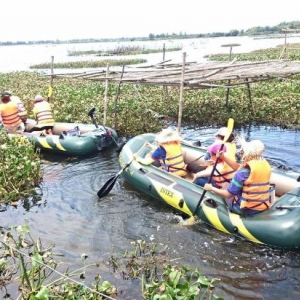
[{"x1": 1, "y1": 20, "x2": 300, "y2": 46}]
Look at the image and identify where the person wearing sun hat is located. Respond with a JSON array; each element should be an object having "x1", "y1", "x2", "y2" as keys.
[
  {"x1": 28, "y1": 94, "x2": 55, "y2": 135},
  {"x1": 1, "y1": 91, "x2": 28, "y2": 124},
  {"x1": 204, "y1": 138, "x2": 272, "y2": 216},
  {"x1": 192, "y1": 142, "x2": 229, "y2": 187},
  {"x1": 0, "y1": 91, "x2": 25, "y2": 133},
  {"x1": 133, "y1": 128, "x2": 187, "y2": 177},
  {"x1": 188, "y1": 125, "x2": 237, "y2": 178},
  {"x1": 204, "y1": 126, "x2": 236, "y2": 160}
]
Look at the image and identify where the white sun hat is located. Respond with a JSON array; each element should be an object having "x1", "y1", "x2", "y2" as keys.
[
  {"x1": 155, "y1": 128, "x2": 181, "y2": 144},
  {"x1": 34, "y1": 94, "x2": 44, "y2": 102},
  {"x1": 215, "y1": 127, "x2": 227, "y2": 137},
  {"x1": 240, "y1": 139, "x2": 265, "y2": 159}
]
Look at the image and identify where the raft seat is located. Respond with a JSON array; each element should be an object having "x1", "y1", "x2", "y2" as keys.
[{"x1": 146, "y1": 171, "x2": 174, "y2": 186}]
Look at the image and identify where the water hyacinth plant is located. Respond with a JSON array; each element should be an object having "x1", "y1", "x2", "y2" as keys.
[
  {"x1": 67, "y1": 45, "x2": 182, "y2": 56},
  {"x1": 0, "y1": 130, "x2": 42, "y2": 205},
  {"x1": 0, "y1": 224, "x2": 220, "y2": 299},
  {"x1": 30, "y1": 58, "x2": 147, "y2": 69}
]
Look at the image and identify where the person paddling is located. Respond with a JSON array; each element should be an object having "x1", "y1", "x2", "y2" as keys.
[{"x1": 204, "y1": 138, "x2": 272, "y2": 216}]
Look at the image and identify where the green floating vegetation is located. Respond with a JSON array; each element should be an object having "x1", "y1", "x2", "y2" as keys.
[
  {"x1": 2, "y1": 60, "x2": 300, "y2": 138},
  {"x1": 68, "y1": 45, "x2": 182, "y2": 56},
  {"x1": 0, "y1": 130, "x2": 42, "y2": 205},
  {"x1": 206, "y1": 43, "x2": 300, "y2": 61},
  {"x1": 30, "y1": 58, "x2": 147, "y2": 69},
  {"x1": 0, "y1": 225, "x2": 221, "y2": 299}
]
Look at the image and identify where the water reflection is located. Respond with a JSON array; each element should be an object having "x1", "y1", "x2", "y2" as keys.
[{"x1": 1, "y1": 126, "x2": 300, "y2": 299}]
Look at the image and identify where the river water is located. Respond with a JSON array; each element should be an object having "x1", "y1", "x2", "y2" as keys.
[
  {"x1": 1, "y1": 34, "x2": 300, "y2": 73},
  {"x1": 1, "y1": 125, "x2": 300, "y2": 300},
  {"x1": 1, "y1": 37, "x2": 300, "y2": 299}
]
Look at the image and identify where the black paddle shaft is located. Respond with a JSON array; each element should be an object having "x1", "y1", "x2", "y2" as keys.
[
  {"x1": 191, "y1": 143, "x2": 225, "y2": 215},
  {"x1": 87, "y1": 107, "x2": 122, "y2": 149}
]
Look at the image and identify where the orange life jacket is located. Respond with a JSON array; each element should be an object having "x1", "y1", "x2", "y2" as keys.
[
  {"x1": 0, "y1": 101, "x2": 22, "y2": 127},
  {"x1": 33, "y1": 101, "x2": 55, "y2": 125},
  {"x1": 213, "y1": 142, "x2": 236, "y2": 187},
  {"x1": 234, "y1": 159, "x2": 272, "y2": 211},
  {"x1": 159, "y1": 142, "x2": 186, "y2": 177}
]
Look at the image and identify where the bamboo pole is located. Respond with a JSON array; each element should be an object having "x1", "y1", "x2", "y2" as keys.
[
  {"x1": 114, "y1": 65, "x2": 125, "y2": 130},
  {"x1": 103, "y1": 64, "x2": 109, "y2": 125},
  {"x1": 177, "y1": 52, "x2": 186, "y2": 133},
  {"x1": 245, "y1": 78, "x2": 253, "y2": 113},
  {"x1": 162, "y1": 43, "x2": 169, "y2": 102}
]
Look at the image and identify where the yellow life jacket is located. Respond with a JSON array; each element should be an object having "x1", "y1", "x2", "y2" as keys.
[
  {"x1": 159, "y1": 142, "x2": 186, "y2": 177},
  {"x1": 213, "y1": 142, "x2": 236, "y2": 187},
  {"x1": 0, "y1": 101, "x2": 22, "y2": 127},
  {"x1": 235, "y1": 159, "x2": 272, "y2": 211},
  {"x1": 33, "y1": 101, "x2": 55, "y2": 125}
]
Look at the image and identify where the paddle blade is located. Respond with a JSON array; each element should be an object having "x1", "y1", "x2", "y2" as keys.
[
  {"x1": 47, "y1": 86, "x2": 53, "y2": 98},
  {"x1": 224, "y1": 118, "x2": 234, "y2": 142},
  {"x1": 97, "y1": 175, "x2": 118, "y2": 198}
]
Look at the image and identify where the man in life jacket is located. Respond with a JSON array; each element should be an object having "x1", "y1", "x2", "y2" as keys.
[
  {"x1": 29, "y1": 94, "x2": 55, "y2": 135},
  {"x1": 204, "y1": 138, "x2": 272, "y2": 216},
  {"x1": 133, "y1": 128, "x2": 187, "y2": 177},
  {"x1": 0, "y1": 91, "x2": 25, "y2": 133}
]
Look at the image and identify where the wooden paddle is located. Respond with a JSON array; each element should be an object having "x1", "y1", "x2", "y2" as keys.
[
  {"x1": 97, "y1": 144, "x2": 146, "y2": 198},
  {"x1": 183, "y1": 118, "x2": 234, "y2": 225}
]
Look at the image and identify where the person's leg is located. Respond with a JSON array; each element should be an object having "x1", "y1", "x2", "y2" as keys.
[
  {"x1": 28, "y1": 126, "x2": 43, "y2": 133},
  {"x1": 46, "y1": 127, "x2": 53, "y2": 135}
]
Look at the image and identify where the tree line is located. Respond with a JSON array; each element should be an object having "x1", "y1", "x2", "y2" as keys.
[{"x1": 1, "y1": 21, "x2": 300, "y2": 46}]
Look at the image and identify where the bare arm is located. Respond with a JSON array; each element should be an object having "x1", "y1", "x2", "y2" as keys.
[
  {"x1": 134, "y1": 155, "x2": 155, "y2": 165},
  {"x1": 219, "y1": 152, "x2": 240, "y2": 170},
  {"x1": 194, "y1": 166, "x2": 214, "y2": 179},
  {"x1": 204, "y1": 183, "x2": 233, "y2": 199}
]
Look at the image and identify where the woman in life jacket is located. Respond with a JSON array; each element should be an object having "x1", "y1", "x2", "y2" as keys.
[
  {"x1": 192, "y1": 143, "x2": 231, "y2": 188},
  {"x1": 133, "y1": 128, "x2": 187, "y2": 177},
  {"x1": 204, "y1": 138, "x2": 272, "y2": 216}
]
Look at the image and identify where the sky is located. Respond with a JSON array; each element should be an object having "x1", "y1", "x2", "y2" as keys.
[{"x1": 1, "y1": 0, "x2": 299, "y2": 42}]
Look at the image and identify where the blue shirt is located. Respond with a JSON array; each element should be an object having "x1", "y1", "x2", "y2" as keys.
[
  {"x1": 151, "y1": 146, "x2": 166, "y2": 161},
  {"x1": 227, "y1": 166, "x2": 250, "y2": 195}
]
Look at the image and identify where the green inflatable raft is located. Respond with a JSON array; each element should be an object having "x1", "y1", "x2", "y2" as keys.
[
  {"x1": 22, "y1": 118, "x2": 118, "y2": 156},
  {"x1": 118, "y1": 133, "x2": 300, "y2": 250}
]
